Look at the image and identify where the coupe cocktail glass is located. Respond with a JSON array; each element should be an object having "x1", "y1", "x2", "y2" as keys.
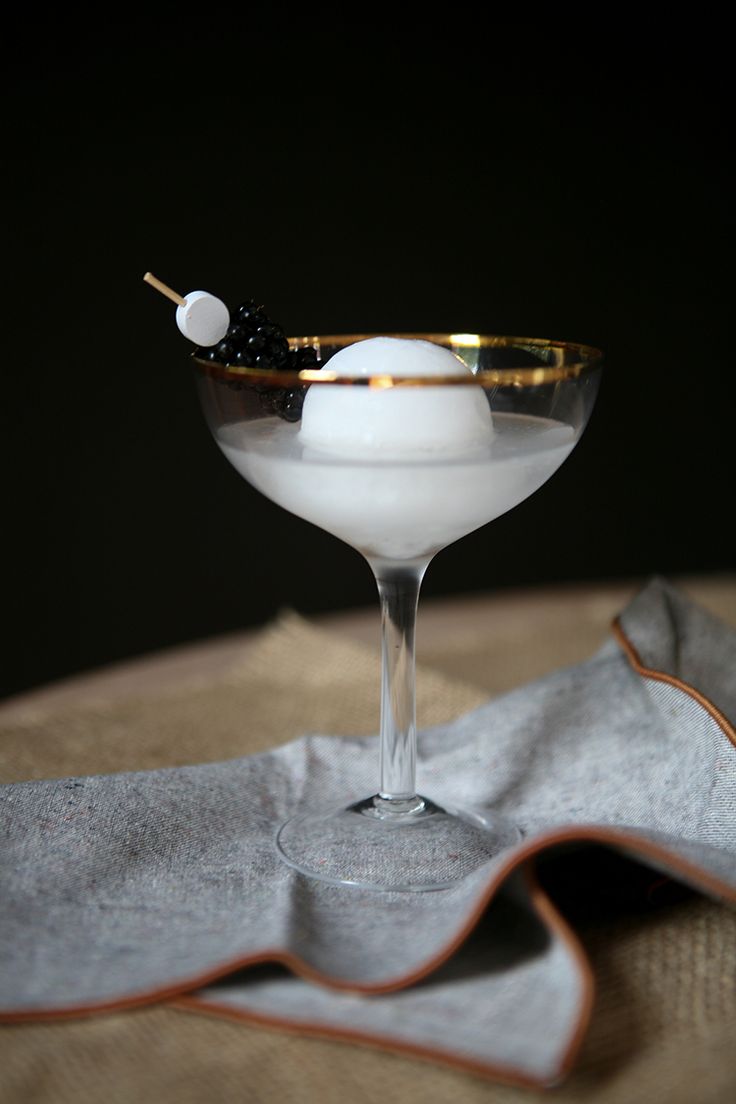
[{"x1": 195, "y1": 335, "x2": 602, "y2": 891}]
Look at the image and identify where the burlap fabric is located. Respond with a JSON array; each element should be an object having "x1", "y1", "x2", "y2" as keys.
[{"x1": 1, "y1": 580, "x2": 735, "y2": 1102}]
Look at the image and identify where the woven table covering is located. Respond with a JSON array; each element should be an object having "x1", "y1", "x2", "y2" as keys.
[{"x1": 1, "y1": 577, "x2": 734, "y2": 1102}]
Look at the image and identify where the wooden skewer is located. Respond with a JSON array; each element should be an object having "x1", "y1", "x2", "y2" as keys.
[{"x1": 143, "y1": 272, "x2": 187, "y2": 307}]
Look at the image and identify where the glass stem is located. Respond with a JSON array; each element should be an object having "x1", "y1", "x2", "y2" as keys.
[{"x1": 369, "y1": 558, "x2": 430, "y2": 808}]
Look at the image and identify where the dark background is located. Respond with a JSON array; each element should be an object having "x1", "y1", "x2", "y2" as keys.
[{"x1": 2, "y1": 20, "x2": 734, "y2": 700}]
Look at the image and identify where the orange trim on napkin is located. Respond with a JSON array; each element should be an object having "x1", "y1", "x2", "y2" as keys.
[
  {"x1": 171, "y1": 864, "x2": 595, "y2": 1090},
  {"x1": 612, "y1": 616, "x2": 736, "y2": 749},
  {"x1": 3, "y1": 828, "x2": 734, "y2": 1087}
]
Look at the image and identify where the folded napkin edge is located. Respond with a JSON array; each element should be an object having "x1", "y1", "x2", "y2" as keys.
[
  {"x1": 3, "y1": 825, "x2": 733, "y2": 1025},
  {"x1": 171, "y1": 859, "x2": 594, "y2": 1092},
  {"x1": 611, "y1": 614, "x2": 736, "y2": 749},
  {"x1": 170, "y1": 903, "x2": 584, "y2": 1091},
  {"x1": 163, "y1": 827, "x2": 736, "y2": 1088}
]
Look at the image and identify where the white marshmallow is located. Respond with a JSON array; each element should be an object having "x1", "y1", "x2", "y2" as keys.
[
  {"x1": 176, "y1": 290, "x2": 230, "y2": 346},
  {"x1": 299, "y1": 337, "x2": 493, "y2": 458}
]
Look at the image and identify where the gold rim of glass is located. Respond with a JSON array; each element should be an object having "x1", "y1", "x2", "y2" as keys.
[{"x1": 193, "y1": 334, "x2": 603, "y2": 388}]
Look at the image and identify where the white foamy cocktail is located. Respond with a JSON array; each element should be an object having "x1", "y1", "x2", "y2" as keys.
[
  {"x1": 216, "y1": 337, "x2": 577, "y2": 561},
  {"x1": 147, "y1": 269, "x2": 605, "y2": 892}
]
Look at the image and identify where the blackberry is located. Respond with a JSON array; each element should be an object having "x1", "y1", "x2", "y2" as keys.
[
  {"x1": 195, "y1": 298, "x2": 315, "y2": 421},
  {"x1": 255, "y1": 384, "x2": 306, "y2": 423},
  {"x1": 291, "y1": 346, "x2": 319, "y2": 371}
]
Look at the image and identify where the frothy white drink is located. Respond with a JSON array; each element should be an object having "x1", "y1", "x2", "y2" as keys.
[{"x1": 217, "y1": 339, "x2": 577, "y2": 561}]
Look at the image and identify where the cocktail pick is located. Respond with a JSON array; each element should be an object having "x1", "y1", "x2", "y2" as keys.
[{"x1": 143, "y1": 272, "x2": 230, "y2": 347}]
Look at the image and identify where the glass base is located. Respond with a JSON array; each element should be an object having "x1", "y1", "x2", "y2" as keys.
[{"x1": 275, "y1": 794, "x2": 521, "y2": 892}]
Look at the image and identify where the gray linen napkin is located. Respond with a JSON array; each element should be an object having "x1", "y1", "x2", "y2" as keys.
[{"x1": 1, "y1": 578, "x2": 734, "y2": 1088}]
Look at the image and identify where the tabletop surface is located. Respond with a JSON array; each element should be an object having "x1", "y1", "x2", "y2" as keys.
[
  {"x1": 2, "y1": 574, "x2": 735, "y2": 1104},
  {"x1": 2, "y1": 574, "x2": 734, "y2": 724}
]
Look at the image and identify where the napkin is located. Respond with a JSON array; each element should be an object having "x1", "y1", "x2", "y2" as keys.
[{"x1": 1, "y1": 578, "x2": 734, "y2": 1089}]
